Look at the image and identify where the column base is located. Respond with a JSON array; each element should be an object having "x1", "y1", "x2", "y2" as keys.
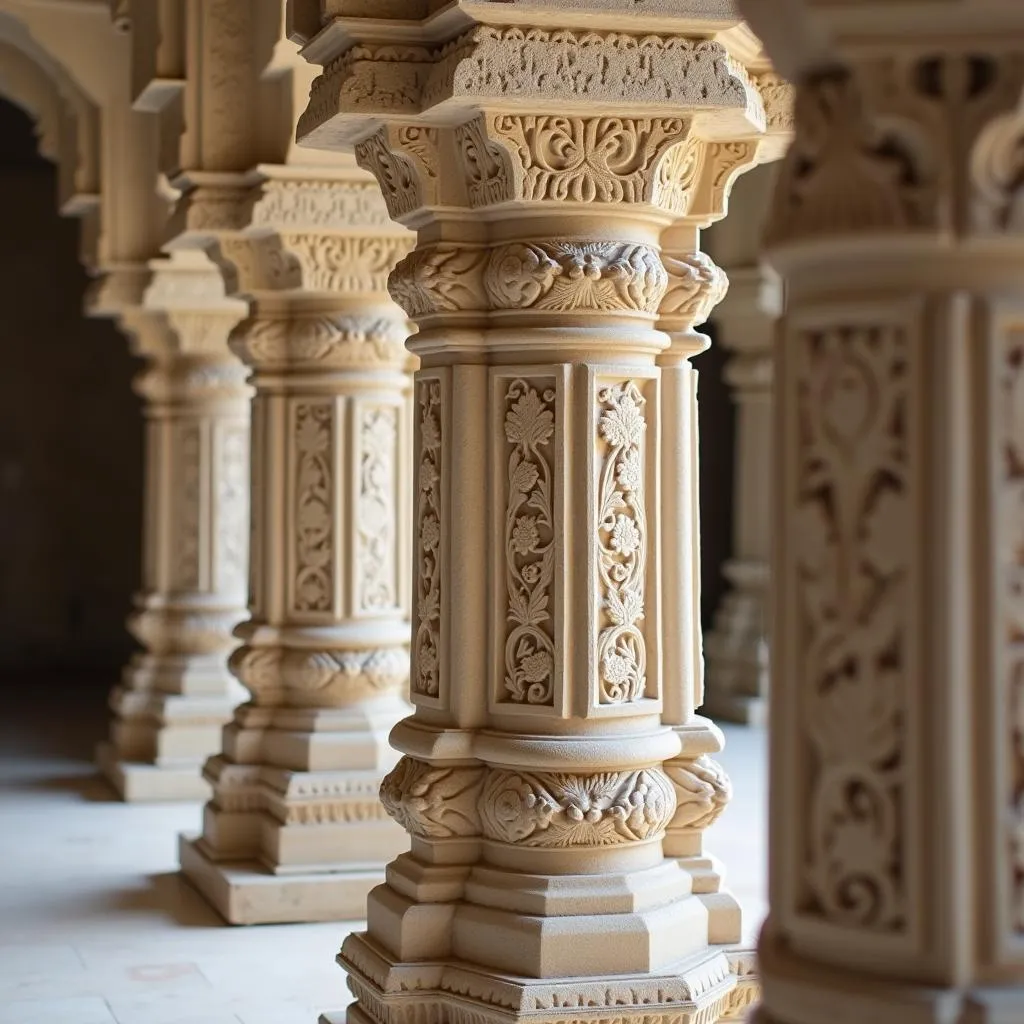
[
  {"x1": 329, "y1": 934, "x2": 757, "y2": 1024},
  {"x1": 756, "y1": 931, "x2": 1024, "y2": 1023},
  {"x1": 178, "y1": 833, "x2": 384, "y2": 925},
  {"x1": 96, "y1": 741, "x2": 211, "y2": 802}
]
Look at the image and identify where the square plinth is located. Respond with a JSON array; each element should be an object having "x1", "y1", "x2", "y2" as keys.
[
  {"x1": 96, "y1": 742, "x2": 211, "y2": 802},
  {"x1": 179, "y1": 833, "x2": 383, "y2": 925}
]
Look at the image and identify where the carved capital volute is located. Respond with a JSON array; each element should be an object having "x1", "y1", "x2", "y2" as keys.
[{"x1": 660, "y1": 251, "x2": 729, "y2": 337}]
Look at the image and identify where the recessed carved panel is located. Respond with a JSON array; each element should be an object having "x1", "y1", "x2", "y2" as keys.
[
  {"x1": 216, "y1": 422, "x2": 249, "y2": 597},
  {"x1": 413, "y1": 375, "x2": 446, "y2": 702},
  {"x1": 171, "y1": 421, "x2": 202, "y2": 591},
  {"x1": 594, "y1": 379, "x2": 652, "y2": 706},
  {"x1": 498, "y1": 377, "x2": 559, "y2": 710},
  {"x1": 792, "y1": 315, "x2": 914, "y2": 936},
  {"x1": 357, "y1": 404, "x2": 399, "y2": 613},
  {"x1": 292, "y1": 402, "x2": 335, "y2": 615}
]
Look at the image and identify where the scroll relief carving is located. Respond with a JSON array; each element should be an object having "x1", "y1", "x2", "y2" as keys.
[
  {"x1": 596, "y1": 382, "x2": 649, "y2": 705},
  {"x1": 466, "y1": 114, "x2": 690, "y2": 208},
  {"x1": 233, "y1": 315, "x2": 408, "y2": 370},
  {"x1": 293, "y1": 403, "x2": 334, "y2": 614},
  {"x1": 359, "y1": 406, "x2": 398, "y2": 612},
  {"x1": 414, "y1": 379, "x2": 443, "y2": 698},
  {"x1": 485, "y1": 242, "x2": 668, "y2": 314},
  {"x1": 380, "y1": 757, "x2": 484, "y2": 838},
  {"x1": 502, "y1": 380, "x2": 556, "y2": 706},
  {"x1": 282, "y1": 234, "x2": 410, "y2": 295},
  {"x1": 665, "y1": 755, "x2": 732, "y2": 831},
  {"x1": 480, "y1": 768, "x2": 675, "y2": 847},
  {"x1": 797, "y1": 321, "x2": 910, "y2": 933},
  {"x1": 354, "y1": 125, "x2": 439, "y2": 221},
  {"x1": 998, "y1": 327, "x2": 1024, "y2": 933},
  {"x1": 390, "y1": 241, "x2": 668, "y2": 319},
  {"x1": 661, "y1": 251, "x2": 728, "y2": 328},
  {"x1": 380, "y1": 758, "x2": 676, "y2": 847}
]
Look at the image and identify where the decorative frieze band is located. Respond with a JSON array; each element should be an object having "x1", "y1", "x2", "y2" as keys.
[
  {"x1": 380, "y1": 756, "x2": 677, "y2": 847},
  {"x1": 389, "y1": 240, "x2": 669, "y2": 318},
  {"x1": 303, "y1": 29, "x2": 759, "y2": 146},
  {"x1": 230, "y1": 644, "x2": 409, "y2": 707}
]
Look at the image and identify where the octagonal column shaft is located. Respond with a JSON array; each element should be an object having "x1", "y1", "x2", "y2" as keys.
[
  {"x1": 703, "y1": 167, "x2": 781, "y2": 728},
  {"x1": 732, "y1": 2, "x2": 1024, "y2": 1019},
  {"x1": 177, "y1": 165, "x2": 416, "y2": 924},
  {"x1": 292, "y1": 6, "x2": 787, "y2": 1020},
  {"x1": 97, "y1": 258, "x2": 250, "y2": 802}
]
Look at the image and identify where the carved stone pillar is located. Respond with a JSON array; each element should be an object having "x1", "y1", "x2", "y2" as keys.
[
  {"x1": 96, "y1": 251, "x2": 250, "y2": 802},
  {"x1": 176, "y1": 164, "x2": 416, "y2": 924},
  {"x1": 703, "y1": 165, "x2": 780, "y2": 727},
  {"x1": 734, "y1": 1, "x2": 1024, "y2": 1020},
  {"x1": 293, "y1": 7, "x2": 783, "y2": 1021}
]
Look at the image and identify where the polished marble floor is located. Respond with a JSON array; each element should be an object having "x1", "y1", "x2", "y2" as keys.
[{"x1": 0, "y1": 693, "x2": 767, "y2": 1024}]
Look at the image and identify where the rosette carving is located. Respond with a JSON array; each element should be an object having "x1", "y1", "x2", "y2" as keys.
[
  {"x1": 479, "y1": 768, "x2": 675, "y2": 847},
  {"x1": 380, "y1": 757, "x2": 484, "y2": 838}
]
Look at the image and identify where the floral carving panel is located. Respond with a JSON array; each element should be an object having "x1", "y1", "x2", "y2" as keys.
[
  {"x1": 357, "y1": 404, "x2": 399, "y2": 613},
  {"x1": 292, "y1": 402, "x2": 335, "y2": 615},
  {"x1": 497, "y1": 377, "x2": 560, "y2": 711},
  {"x1": 594, "y1": 379, "x2": 652, "y2": 706},
  {"x1": 413, "y1": 375, "x2": 445, "y2": 701},
  {"x1": 793, "y1": 317, "x2": 914, "y2": 935}
]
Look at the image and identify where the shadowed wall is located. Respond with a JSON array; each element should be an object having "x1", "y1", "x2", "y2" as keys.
[{"x1": 0, "y1": 98, "x2": 142, "y2": 680}]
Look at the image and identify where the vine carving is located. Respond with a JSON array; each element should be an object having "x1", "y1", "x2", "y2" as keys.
[
  {"x1": 502, "y1": 380, "x2": 556, "y2": 706},
  {"x1": 596, "y1": 382, "x2": 649, "y2": 704},
  {"x1": 414, "y1": 380, "x2": 442, "y2": 697},
  {"x1": 797, "y1": 321, "x2": 909, "y2": 932},
  {"x1": 294, "y1": 403, "x2": 334, "y2": 613}
]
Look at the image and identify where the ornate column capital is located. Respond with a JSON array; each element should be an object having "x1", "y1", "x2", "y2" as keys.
[{"x1": 296, "y1": 10, "x2": 790, "y2": 232}]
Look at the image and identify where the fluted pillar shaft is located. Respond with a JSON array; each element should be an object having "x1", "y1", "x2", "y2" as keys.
[
  {"x1": 98, "y1": 259, "x2": 250, "y2": 801},
  {"x1": 735, "y1": 1, "x2": 1024, "y2": 1020},
  {"x1": 292, "y1": 6, "x2": 787, "y2": 1021},
  {"x1": 177, "y1": 164, "x2": 416, "y2": 924}
]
